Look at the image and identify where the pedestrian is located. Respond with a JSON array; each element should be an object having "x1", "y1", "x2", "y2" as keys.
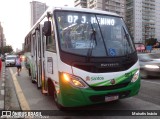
[
  {"x1": 0, "y1": 57, "x2": 2, "y2": 73},
  {"x1": 15, "y1": 54, "x2": 22, "y2": 76}
]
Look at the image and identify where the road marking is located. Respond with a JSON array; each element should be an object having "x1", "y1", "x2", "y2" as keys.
[
  {"x1": 9, "y1": 68, "x2": 30, "y2": 110},
  {"x1": 141, "y1": 80, "x2": 160, "y2": 85}
]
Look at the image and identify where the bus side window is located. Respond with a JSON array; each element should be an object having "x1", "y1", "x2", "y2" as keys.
[{"x1": 46, "y1": 23, "x2": 56, "y2": 53}]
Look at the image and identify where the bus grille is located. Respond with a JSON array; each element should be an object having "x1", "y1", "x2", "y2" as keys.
[{"x1": 90, "y1": 82, "x2": 130, "y2": 91}]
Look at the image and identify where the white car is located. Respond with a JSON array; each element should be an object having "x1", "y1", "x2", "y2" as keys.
[
  {"x1": 5, "y1": 55, "x2": 17, "y2": 67},
  {"x1": 138, "y1": 53, "x2": 160, "y2": 78}
]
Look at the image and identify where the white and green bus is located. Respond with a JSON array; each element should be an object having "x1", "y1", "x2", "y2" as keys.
[{"x1": 24, "y1": 6, "x2": 140, "y2": 109}]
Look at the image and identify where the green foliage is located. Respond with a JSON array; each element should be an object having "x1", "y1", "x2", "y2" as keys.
[
  {"x1": 145, "y1": 38, "x2": 157, "y2": 46},
  {"x1": 0, "y1": 45, "x2": 13, "y2": 54}
]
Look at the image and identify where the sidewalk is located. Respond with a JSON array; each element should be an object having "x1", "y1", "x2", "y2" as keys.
[{"x1": 0, "y1": 63, "x2": 5, "y2": 110}]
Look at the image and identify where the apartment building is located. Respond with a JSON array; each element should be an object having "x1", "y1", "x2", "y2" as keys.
[
  {"x1": 30, "y1": 1, "x2": 48, "y2": 27},
  {"x1": 74, "y1": 0, "x2": 87, "y2": 8},
  {"x1": 155, "y1": 0, "x2": 160, "y2": 42},
  {"x1": 74, "y1": 0, "x2": 125, "y2": 18},
  {"x1": 87, "y1": 0, "x2": 126, "y2": 19},
  {"x1": 0, "y1": 22, "x2": 5, "y2": 48},
  {"x1": 126, "y1": 0, "x2": 160, "y2": 43},
  {"x1": 74, "y1": 0, "x2": 160, "y2": 43}
]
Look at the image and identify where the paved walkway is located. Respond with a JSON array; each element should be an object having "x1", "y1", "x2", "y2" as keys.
[{"x1": 0, "y1": 63, "x2": 5, "y2": 110}]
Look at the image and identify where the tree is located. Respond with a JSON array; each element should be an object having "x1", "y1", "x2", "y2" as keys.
[
  {"x1": 0, "y1": 45, "x2": 13, "y2": 54},
  {"x1": 145, "y1": 38, "x2": 157, "y2": 46}
]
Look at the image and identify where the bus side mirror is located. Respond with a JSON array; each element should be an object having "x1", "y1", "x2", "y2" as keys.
[{"x1": 43, "y1": 21, "x2": 51, "y2": 36}]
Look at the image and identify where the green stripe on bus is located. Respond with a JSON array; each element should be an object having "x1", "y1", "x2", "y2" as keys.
[{"x1": 90, "y1": 69, "x2": 138, "y2": 86}]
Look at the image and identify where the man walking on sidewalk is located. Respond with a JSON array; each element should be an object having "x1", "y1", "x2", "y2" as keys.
[{"x1": 15, "y1": 54, "x2": 22, "y2": 76}]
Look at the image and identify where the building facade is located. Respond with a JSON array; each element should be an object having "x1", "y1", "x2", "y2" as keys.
[
  {"x1": 87, "y1": 0, "x2": 126, "y2": 19},
  {"x1": 74, "y1": 0, "x2": 87, "y2": 8},
  {"x1": 126, "y1": 0, "x2": 142, "y2": 43},
  {"x1": 0, "y1": 22, "x2": 4, "y2": 48},
  {"x1": 126, "y1": 0, "x2": 160, "y2": 43},
  {"x1": 155, "y1": 0, "x2": 160, "y2": 42},
  {"x1": 74, "y1": 0, "x2": 160, "y2": 43},
  {"x1": 74, "y1": 0, "x2": 125, "y2": 19},
  {"x1": 30, "y1": 1, "x2": 48, "y2": 27}
]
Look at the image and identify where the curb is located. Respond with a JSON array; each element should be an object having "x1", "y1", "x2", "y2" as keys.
[{"x1": 0, "y1": 63, "x2": 5, "y2": 110}]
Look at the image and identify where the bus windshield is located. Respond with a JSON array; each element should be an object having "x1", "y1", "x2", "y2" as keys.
[{"x1": 55, "y1": 11, "x2": 135, "y2": 57}]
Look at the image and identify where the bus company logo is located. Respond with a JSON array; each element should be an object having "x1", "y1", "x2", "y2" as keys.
[
  {"x1": 110, "y1": 79, "x2": 116, "y2": 85},
  {"x1": 86, "y1": 76, "x2": 90, "y2": 81},
  {"x1": 91, "y1": 77, "x2": 104, "y2": 81}
]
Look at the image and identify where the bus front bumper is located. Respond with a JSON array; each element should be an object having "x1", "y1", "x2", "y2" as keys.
[{"x1": 58, "y1": 78, "x2": 140, "y2": 107}]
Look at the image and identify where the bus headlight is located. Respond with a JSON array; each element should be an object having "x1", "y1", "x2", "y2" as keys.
[
  {"x1": 62, "y1": 73, "x2": 89, "y2": 88},
  {"x1": 131, "y1": 70, "x2": 139, "y2": 83}
]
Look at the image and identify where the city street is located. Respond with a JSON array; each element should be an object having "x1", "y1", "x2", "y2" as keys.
[
  {"x1": 3, "y1": 65, "x2": 160, "y2": 119},
  {"x1": 1, "y1": 0, "x2": 160, "y2": 119}
]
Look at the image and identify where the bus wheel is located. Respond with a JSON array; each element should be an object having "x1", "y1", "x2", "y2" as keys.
[
  {"x1": 48, "y1": 81, "x2": 54, "y2": 96},
  {"x1": 53, "y1": 89, "x2": 66, "y2": 110},
  {"x1": 48, "y1": 80, "x2": 66, "y2": 110}
]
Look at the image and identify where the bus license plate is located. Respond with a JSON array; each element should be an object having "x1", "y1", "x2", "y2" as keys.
[{"x1": 105, "y1": 95, "x2": 119, "y2": 102}]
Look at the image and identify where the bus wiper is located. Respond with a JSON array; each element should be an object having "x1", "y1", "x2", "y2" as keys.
[
  {"x1": 86, "y1": 28, "x2": 97, "y2": 62},
  {"x1": 122, "y1": 26, "x2": 135, "y2": 53},
  {"x1": 122, "y1": 26, "x2": 131, "y2": 47},
  {"x1": 122, "y1": 26, "x2": 132, "y2": 60},
  {"x1": 95, "y1": 15, "x2": 108, "y2": 56}
]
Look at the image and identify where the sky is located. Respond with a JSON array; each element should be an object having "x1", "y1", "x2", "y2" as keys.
[{"x1": 0, "y1": 0, "x2": 74, "y2": 51}]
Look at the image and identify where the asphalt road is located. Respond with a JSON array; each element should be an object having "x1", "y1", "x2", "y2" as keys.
[{"x1": 4, "y1": 66, "x2": 160, "y2": 119}]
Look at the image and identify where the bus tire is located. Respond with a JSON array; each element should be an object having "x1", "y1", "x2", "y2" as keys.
[
  {"x1": 48, "y1": 80, "x2": 66, "y2": 110},
  {"x1": 48, "y1": 80, "x2": 54, "y2": 96},
  {"x1": 53, "y1": 89, "x2": 66, "y2": 110}
]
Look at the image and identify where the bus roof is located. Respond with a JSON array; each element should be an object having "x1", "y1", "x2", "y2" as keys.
[
  {"x1": 25, "y1": 6, "x2": 120, "y2": 39},
  {"x1": 51, "y1": 6, "x2": 120, "y2": 17}
]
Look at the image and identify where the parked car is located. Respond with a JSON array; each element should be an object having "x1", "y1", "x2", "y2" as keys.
[
  {"x1": 138, "y1": 53, "x2": 160, "y2": 78},
  {"x1": 5, "y1": 55, "x2": 17, "y2": 67}
]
